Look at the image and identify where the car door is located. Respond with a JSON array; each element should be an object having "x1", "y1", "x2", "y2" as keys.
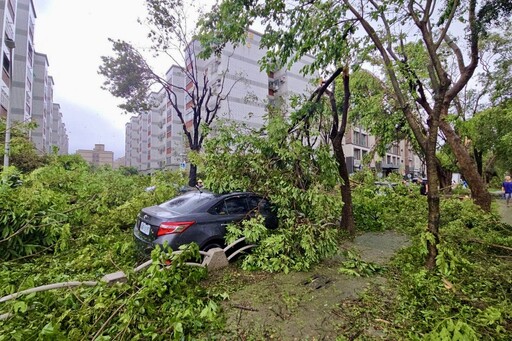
[{"x1": 202, "y1": 195, "x2": 250, "y2": 245}]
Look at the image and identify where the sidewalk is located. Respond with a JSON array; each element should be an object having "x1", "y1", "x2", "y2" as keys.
[{"x1": 495, "y1": 197, "x2": 512, "y2": 225}]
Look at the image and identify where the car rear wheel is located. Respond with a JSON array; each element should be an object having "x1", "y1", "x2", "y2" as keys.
[{"x1": 202, "y1": 241, "x2": 225, "y2": 252}]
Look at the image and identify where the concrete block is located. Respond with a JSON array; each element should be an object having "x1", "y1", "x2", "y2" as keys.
[{"x1": 203, "y1": 248, "x2": 229, "y2": 271}]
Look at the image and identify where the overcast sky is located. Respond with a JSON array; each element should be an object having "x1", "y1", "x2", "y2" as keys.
[{"x1": 32, "y1": 0, "x2": 155, "y2": 159}]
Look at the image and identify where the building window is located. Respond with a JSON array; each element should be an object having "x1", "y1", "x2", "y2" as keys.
[
  {"x1": 353, "y1": 131, "x2": 368, "y2": 147},
  {"x1": 388, "y1": 143, "x2": 400, "y2": 155},
  {"x1": 354, "y1": 148, "x2": 361, "y2": 160}
]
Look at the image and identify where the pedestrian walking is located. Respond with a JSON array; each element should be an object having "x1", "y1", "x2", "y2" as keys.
[{"x1": 502, "y1": 175, "x2": 512, "y2": 207}]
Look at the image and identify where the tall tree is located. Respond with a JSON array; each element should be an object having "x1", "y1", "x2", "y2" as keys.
[
  {"x1": 99, "y1": 1, "x2": 241, "y2": 185},
  {"x1": 1, "y1": 119, "x2": 47, "y2": 172},
  {"x1": 200, "y1": 1, "x2": 361, "y2": 234},
  {"x1": 303, "y1": 66, "x2": 356, "y2": 234},
  {"x1": 341, "y1": 0, "x2": 494, "y2": 268}
]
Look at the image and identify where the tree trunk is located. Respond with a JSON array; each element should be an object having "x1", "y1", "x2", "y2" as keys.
[
  {"x1": 474, "y1": 148, "x2": 483, "y2": 176},
  {"x1": 425, "y1": 106, "x2": 442, "y2": 270},
  {"x1": 436, "y1": 163, "x2": 452, "y2": 193},
  {"x1": 188, "y1": 164, "x2": 198, "y2": 187},
  {"x1": 440, "y1": 120, "x2": 491, "y2": 211},
  {"x1": 333, "y1": 135, "x2": 355, "y2": 235}
]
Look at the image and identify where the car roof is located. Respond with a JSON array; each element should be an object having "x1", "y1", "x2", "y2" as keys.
[
  {"x1": 178, "y1": 190, "x2": 258, "y2": 198},
  {"x1": 158, "y1": 190, "x2": 263, "y2": 214}
]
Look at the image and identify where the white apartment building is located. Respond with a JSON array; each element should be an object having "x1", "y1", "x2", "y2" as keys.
[
  {"x1": 124, "y1": 29, "x2": 424, "y2": 177},
  {"x1": 50, "y1": 103, "x2": 67, "y2": 154},
  {"x1": 31, "y1": 51, "x2": 48, "y2": 152},
  {"x1": 1, "y1": 0, "x2": 68, "y2": 162},
  {"x1": 164, "y1": 65, "x2": 186, "y2": 168},
  {"x1": 1, "y1": 0, "x2": 17, "y2": 120},
  {"x1": 125, "y1": 30, "x2": 316, "y2": 173},
  {"x1": 343, "y1": 126, "x2": 424, "y2": 178},
  {"x1": 10, "y1": 0, "x2": 34, "y2": 124}
]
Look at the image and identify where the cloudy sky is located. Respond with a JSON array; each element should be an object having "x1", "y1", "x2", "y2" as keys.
[{"x1": 32, "y1": 0, "x2": 156, "y2": 159}]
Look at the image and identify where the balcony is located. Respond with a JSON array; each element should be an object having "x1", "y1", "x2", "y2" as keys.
[{"x1": 380, "y1": 162, "x2": 400, "y2": 169}]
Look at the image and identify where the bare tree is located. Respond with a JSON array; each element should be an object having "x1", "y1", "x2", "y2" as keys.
[{"x1": 99, "y1": 0, "x2": 241, "y2": 185}]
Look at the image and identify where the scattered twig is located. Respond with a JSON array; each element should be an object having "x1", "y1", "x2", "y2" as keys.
[
  {"x1": 8, "y1": 245, "x2": 54, "y2": 262},
  {"x1": 91, "y1": 296, "x2": 129, "y2": 340},
  {"x1": 91, "y1": 288, "x2": 141, "y2": 340},
  {"x1": 468, "y1": 238, "x2": 512, "y2": 252},
  {"x1": 269, "y1": 306, "x2": 287, "y2": 321},
  {"x1": 87, "y1": 288, "x2": 133, "y2": 341},
  {"x1": 232, "y1": 304, "x2": 258, "y2": 312}
]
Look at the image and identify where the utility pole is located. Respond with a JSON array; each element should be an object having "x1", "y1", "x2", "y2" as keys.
[{"x1": 3, "y1": 37, "x2": 16, "y2": 170}]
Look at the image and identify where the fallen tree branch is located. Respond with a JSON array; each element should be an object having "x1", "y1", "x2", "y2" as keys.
[
  {"x1": 92, "y1": 288, "x2": 141, "y2": 341},
  {"x1": 468, "y1": 238, "x2": 512, "y2": 252}
]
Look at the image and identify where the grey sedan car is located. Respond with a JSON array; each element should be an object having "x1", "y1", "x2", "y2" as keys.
[{"x1": 133, "y1": 190, "x2": 277, "y2": 254}]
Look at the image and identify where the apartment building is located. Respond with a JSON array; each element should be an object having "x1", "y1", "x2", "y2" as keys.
[
  {"x1": 1, "y1": 0, "x2": 17, "y2": 120},
  {"x1": 76, "y1": 144, "x2": 113, "y2": 167},
  {"x1": 113, "y1": 156, "x2": 125, "y2": 169},
  {"x1": 10, "y1": 0, "x2": 34, "y2": 124},
  {"x1": 1, "y1": 0, "x2": 68, "y2": 161},
  {"x1": 163, "y1": 66, "x2": 185, "y2": 169},
  {"x1": 125, "y1": 115, "x2": 140, "y2": 168},
  {"x1": 124, "y1": 28, "x2": 425, "y2": 177},
  {"x1": 31, "y1": 51, "x2": 48, "y2": 152},
  {"x1": 125, "y1": 30, "x2": 316, "y2": 173},
  {"x1": 343, "y1": 126, "x2": 424, "y2": 178},
  {"x1": 48, "y1": 103, "x2": 67, "y2": 154}
]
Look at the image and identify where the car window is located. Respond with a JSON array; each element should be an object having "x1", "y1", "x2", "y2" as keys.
[
  {"x1": 159, "y1": 193, "x2": 214, "y2": 214},
  {"x1": 211, "y1": 197, "x2": 249, "y2": 215},
  {"x1": 247, "y1": 196, "x2": 270, "y2": 214}
]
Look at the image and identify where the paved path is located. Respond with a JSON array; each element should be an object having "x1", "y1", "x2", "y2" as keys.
[{"x1": 495, "y1": 196, "x2": 512, "y2": 225}]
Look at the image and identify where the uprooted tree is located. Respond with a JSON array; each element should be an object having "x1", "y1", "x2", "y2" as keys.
[{"x1": 99, "y1": 1, "x2": 242, "y2": 186}]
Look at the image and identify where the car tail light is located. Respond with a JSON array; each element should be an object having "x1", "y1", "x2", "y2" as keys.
[{"x1": 156, "y1": 221, "x2": 195, "y2": 236}]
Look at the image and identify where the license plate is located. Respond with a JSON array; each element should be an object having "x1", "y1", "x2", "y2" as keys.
[{"x1": 140, "y1": 221, "x2": 151, "y2": 235}]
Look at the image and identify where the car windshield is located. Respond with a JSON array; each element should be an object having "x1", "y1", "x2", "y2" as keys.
[{"x1": 159, "y1": 192, "x2": 215, "y2": 214}]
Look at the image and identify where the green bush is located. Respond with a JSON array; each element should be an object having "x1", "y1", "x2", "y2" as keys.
[
  {"x1": 202, "y1": 118, "x2": 342, "y2": 271},
  {"x1": 0, "y1": 157, "x2": 185, "y2": 260},
  {"x1": 0, "y1": 245, "x2": 225, "y2": 340}
]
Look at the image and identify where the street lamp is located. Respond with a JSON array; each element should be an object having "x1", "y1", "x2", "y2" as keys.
[{"x1": 3, "y1": 37, "x2": 15, "y2": 170}]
